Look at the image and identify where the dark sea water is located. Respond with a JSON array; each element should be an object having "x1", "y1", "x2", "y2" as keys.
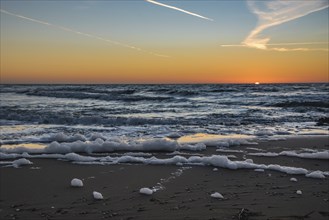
[
  {"x1": 0, "y1": 84, "x2": 328, "y2": 173},
  {"x1": 1, "y1": 83, "x2": 328, "y2": 137}
]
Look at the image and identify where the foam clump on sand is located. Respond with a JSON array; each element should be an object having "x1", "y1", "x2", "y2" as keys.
[
  {"x1": 93, "y1": 191, "x2": 103, "y2": 200},
  {"x1": 305, "y1": 171, "x2": 326, "y2": 179},
  {"x1": 296, "y1": 190, "x2": 302, "y2": 195},
  {"x1": 254, "y1": 169, "x2": 265, "y2": 172},
  {"x1": 211, "y1": 192, "x2": 224, "y2": 199},
  {"x1": 71, "y1": 178, "x2": 83, "y2": 187},
  {"x1": 12, "y1": 158, "x2": 33, "y2": 168},
  {"x1": 290, "y1": 177, "x2": 298, "y2": 182},
  {"x1": 213, "y1": 168, "x2": 218, "y2": 171},
  {"x1": 139, "y1": 187, "x2": 153, "y2": 195}
]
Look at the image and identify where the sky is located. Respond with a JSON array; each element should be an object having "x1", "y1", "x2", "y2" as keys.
[{"x1": 0, "y1": 0, "x2": 328, "y2": 84}]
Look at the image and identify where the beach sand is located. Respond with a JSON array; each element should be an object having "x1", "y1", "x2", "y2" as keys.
[{"x1": 1, "y1": 136, "x2": 328, "y2": 220}]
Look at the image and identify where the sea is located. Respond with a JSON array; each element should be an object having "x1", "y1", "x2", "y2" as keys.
[{"x1": 0, "y1": 84, "x2": 328, "y2": 173}]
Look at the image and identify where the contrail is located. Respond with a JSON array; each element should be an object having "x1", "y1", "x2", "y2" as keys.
[
  {"x1": 0, "y1": 9, "x2": 169, "y2": 58},
  {"x1": 222, "y1": 0, "x2": 328, "y2": 52},
  {"x1": 146, "y1": 0, "x2": 213, "y2": 21}
]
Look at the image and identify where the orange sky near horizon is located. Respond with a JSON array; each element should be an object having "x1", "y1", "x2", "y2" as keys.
[{"x1": 1, "y1": 41, "x2": 328, "y2": 84}]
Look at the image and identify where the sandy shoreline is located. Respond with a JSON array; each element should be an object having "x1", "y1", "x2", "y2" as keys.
[{"x1": 1, "y1": 136, "x2": 328, "y2": 220}]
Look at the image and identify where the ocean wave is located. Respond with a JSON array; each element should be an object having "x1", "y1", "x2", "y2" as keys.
[
  {"x1": 1, "y1": 84, "x2": 328, "y2": 137},
  {"x1": 20, "y1": 90, "x2": 173, "y2": 102},
  {"x1": 0, "y1": 110, "x2": 179, "y2": 126},
  {"x1": 1, "y1": 105, "x2": 325, "y2": 127}
]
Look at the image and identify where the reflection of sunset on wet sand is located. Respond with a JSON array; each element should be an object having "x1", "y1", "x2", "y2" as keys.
[{"x1": 177, "y1": 133, "x2": 252, "y2": 144}]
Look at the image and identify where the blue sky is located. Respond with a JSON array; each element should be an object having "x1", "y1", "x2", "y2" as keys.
[
  {"x1": 0, "y1": 1, "x2": 255, "y2": 46},
  {"x1": 1, "y1": 1, "x2": 327, "y2": 47}
]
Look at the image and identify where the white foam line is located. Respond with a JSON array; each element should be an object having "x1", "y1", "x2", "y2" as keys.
[
  {"x1": 249, "y1": 150, "x2": 329, "y2": 159},
  {"x1": 0, "y1": 9, "x2": 169, "y2": 58},
  {"x1": 2, "y1": 152, "x2": 327, "y2": 178},
  {"x1": 146, "y1": 0, "x2": 213, "y2": 21}
]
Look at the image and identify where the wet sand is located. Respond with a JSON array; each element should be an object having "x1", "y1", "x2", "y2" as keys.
[{"x1": 0, "y1": 136, "x2": 328, "y2": 220}]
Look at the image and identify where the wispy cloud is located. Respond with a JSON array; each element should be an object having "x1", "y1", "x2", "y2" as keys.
[
  {"x1": 270, "y1": 47, "x2": 328, "y2": 52},
  {"x1": 146, "y1": 0, "x2": 213, "y2": 21},
  {"x1": 0, "y1": 9, "x2": 169, "y2": 58},
  {"x1": 222, "y1": 0, "x2": 328, "y2": 51},
  {"x1": 222, "y1": 41, "x2": 329, "y2": 52}
]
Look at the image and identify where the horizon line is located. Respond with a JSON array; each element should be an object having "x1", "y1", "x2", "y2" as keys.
[{"x1": 1, "y1": 82, "x2": 328, "y2": 85}]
